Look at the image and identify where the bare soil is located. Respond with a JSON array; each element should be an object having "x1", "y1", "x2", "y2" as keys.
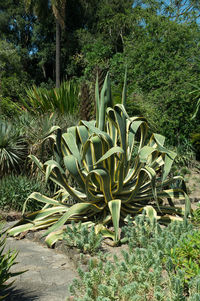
[{"x1": 185, "y1": 167, "x2": 200, "y2": 203}]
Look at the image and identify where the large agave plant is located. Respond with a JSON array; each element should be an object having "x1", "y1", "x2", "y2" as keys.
[{"x1": 8, "y1": 74, "x2": 191, "y2": 246}]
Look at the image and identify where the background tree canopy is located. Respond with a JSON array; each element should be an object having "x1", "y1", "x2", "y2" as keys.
[{"x1": 0, "y1": 0, "x2": 200, "y2": 146}]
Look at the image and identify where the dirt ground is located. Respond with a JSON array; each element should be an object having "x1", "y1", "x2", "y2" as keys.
[{"x1": 185, "y1": 167, "x2": 200, "y2": 202}]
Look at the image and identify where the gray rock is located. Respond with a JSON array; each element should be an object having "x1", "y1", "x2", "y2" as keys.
[{"x1": 4, "y1": 237, "x2": 77, "y2": 301}]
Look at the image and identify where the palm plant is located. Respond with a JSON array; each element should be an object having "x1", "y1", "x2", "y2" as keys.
[
  {"x1": 8, "y1": 74, "x2": 190, "y2": 246},
  {"x1": 22, "y1": 81, "x2": 79, "y2": 115},
  {"x1": 0, "y1": 120, "x2": 28, "y2": 178}
]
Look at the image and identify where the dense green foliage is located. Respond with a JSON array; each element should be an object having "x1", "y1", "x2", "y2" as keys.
[
  {"x1": 192, "y1": 203, "x2": 200, "y2": 226},
  {"x1": 0, "y1": 174, "x2": 48, "y2": 212},
  {"x1": 69, "y1": 216, "x2": 200, "y2": 300},
  {"x1": 1, "y1": 0, "x2": 200, "y2": 147},
  {"x1": 171, "y1": 230, "x2": 200, "y2": 281}
]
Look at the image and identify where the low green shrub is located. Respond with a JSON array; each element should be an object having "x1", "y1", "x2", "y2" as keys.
[
  {"x1": 0, "y1": 74, "x2": 29, "y2": 104},
  {"x1": 192, "y1": 204, "x2": 200, "y2": 227},
  {"x1": 0, "y1": 223, "x2": 23, "y2": 300},
  {"x1": 0, "y1": 174, "x2": 48, "y2": 212},
  {"x1": 188, "y1": 276, "x2": 200, "y2": 301},
  {"x1": 122, "y1": 214, "x2": 193, "y2": 251},
  {"x1": 171, "y1": 139, "x2": 196, "y2": 170},
  {"x1": 64, "y1": 222, "x2": 103, "y2": 256},
  {"x1": 68, "y1": 216, "x2": 200, "y2": 300},
  {"x1": 0, "y1": 97, "x2": 22, "y2": 118},
  {"x1": 171, "y1": 230, "x2": 200, "y2": 281},
  {"x1": 191, "y1": 133, "x2": 200, "y2": 161}
]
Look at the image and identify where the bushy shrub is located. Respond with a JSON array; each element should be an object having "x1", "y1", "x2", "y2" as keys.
[
  {"x1": 192, "y1": 204, "x2": 200, "y2": 226},
  {"x1": 171, "y1": 230, "x2": 200, "y2": 281},
  {"x1": 12, "y1": 111, "x2": 79, "y2": 184},
  {"x1": 64, "y1": 222, "x2": 103, "y2": 255},
  {"x1": 0, "y1": 174, "x2": 48, "y2": 212},
  {"x1": 191, "y1": 132, "x2": 200, "y2": 161},
  {"x1": 0, "y1": 97, "x2": 22, "y2": 118}
]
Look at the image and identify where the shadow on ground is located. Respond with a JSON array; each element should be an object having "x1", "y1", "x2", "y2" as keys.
[{"x1": 4, "y1": 287, "x2": 39, "y2": 301}]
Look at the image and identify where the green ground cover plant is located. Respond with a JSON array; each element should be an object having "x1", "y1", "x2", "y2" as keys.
[
  {"x1": 192, "y1": 204, "x2": 200, "y2": 226},
  {"x1": 63, "y1": 221, "x2": 103, "y2": 255},
  {"x1": 8, "y1": 74, "x2": 190, "y2": 247},
  {"x1": 171, "y1": 230, "x2": 200, "y2": 281},
  {"x1": 68, "y1": 215, "x2": 200, "y2": 301}
]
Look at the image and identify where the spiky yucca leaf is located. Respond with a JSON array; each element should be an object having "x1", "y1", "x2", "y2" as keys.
[
  {"x1": 0, "y1": 120, "x2": 28, "y2": 177},
  {"x1": 22, "y1": 81, "x2": 78, "y2": 115},
  {"x1": 8, "y1": 73, "x2": 190, "y2": 246}
]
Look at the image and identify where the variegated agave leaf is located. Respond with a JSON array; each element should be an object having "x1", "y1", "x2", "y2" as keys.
[{"x1": 7, "y1": 73, "x2": 190, "y2": 246}]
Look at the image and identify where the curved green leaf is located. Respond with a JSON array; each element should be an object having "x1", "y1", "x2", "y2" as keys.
[
  {"x1": 43, "y1": 202, "x2": 103, "y2": 237},
  {"x1": 64, "y1": 155, "x2": 86, "y2": 189},
  {"x1": 108, "y1": 199, "x2": 121, "y2": 242},
  {"x1": 95, "y1": 146, "x2": 124, "y2": 165}
]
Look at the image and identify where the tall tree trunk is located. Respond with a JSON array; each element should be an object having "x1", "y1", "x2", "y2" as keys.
[
  {"x1": 41, "y1": 65, "x2": 46, "y2": 79},
  {"x1": 56, "y1": 19, "x2": 61, "y2": 88}
]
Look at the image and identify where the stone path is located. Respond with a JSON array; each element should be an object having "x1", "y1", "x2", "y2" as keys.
[{"x1": 4, "y1": 237, "x2": 77, "y2": 301}]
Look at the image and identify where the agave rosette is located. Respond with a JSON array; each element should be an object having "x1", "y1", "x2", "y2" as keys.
[{"x1": 8, "y1": 74, "x2": 190, "y2": 245}]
